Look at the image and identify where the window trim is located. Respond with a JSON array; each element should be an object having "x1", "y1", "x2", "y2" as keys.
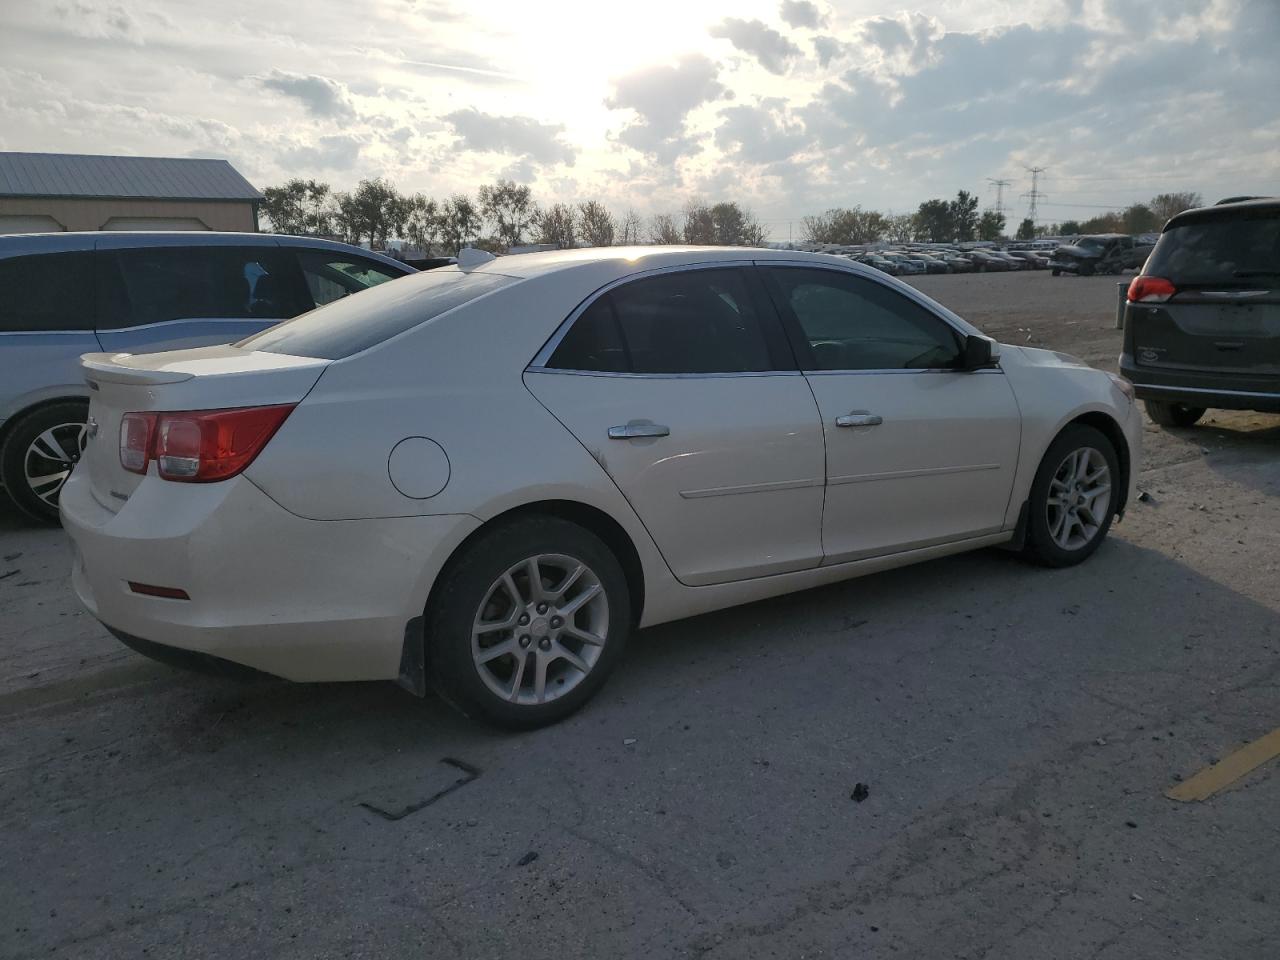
[
  {"x1": 528, "y1": 260, "x2": 799, "y2": 378},
  {"x1": 756, "y1": 260, "x2": 991, "y2": 376}
]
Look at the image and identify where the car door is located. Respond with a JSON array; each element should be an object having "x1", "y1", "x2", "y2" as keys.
[
  {"x1": 760, "y1": 264, "x2": 1021, "y2": 564},
  {"x1": 94, "y1": 242, "x2": 306, "y2": 353},
  {"x1": 524, "y1": 264, "x2": 826, "y2": 587}
]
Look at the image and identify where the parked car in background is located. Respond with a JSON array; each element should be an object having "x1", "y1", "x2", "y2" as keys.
[
  {"x1": 854, "y1": 255, "x2": 900, "y2": 276},
  {"x1": 880, "y1": 252, "x2": 926, "y2": 275},
  {"x1": 61, "y1": 246, "x2": 1141, "y2": 728},
  {"x1": 1120, "y1": 197, "x2": 1280, "y2": 426},
  {"x1": 989, "y1": 251, "x2": 1028, "y2": 270},
  {"x1": 1007, "y1": 250, "x2": 1050, "y2": 269},
  {"x1": 0, "y1": 232, "x2": 415, "y2": 521},
  {"x1": 966, "y1": 251, "x2": 1013, "y2": 272},
  {"x1": 941, "y1": 254, "x2": 976, "y2": 273},
  {"x1": 911, "y1": 253, "x2": 951, "y2": 274},
  {"x1": 1049, "y1": 234, "x2": 1154, "y2": 276}
]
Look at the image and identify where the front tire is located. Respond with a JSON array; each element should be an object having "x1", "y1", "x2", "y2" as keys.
[
  {"x1": 0, "y1": 401, "x2": 89, "y2": 524},
  {"x1": 1022, "y1": 424, "x2": 1119, "y2": 568},
  {"x1": 1144, "y1": 400, "x2": 1206, "y2": 428},
  {"x1": 425, "y1": 515, "x2": 631, "y2": 729}
]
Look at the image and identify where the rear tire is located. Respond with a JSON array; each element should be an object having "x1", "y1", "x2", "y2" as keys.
[
  {"x1": 1144, "y1": 400, "x2": 1206, "y2": 428},
  {"x1": 425, "y1": 515, "x2": 631, "y2": 729},
  {"x1": 0, "y1": 401, "x2": 89, "y2": 524},
  {"x1": 1022, "y1": 424, "x2": 1120, "y2": 568},
  {"x1": 1051, "y1": 268, "x2": 1061, "y2": 277}
]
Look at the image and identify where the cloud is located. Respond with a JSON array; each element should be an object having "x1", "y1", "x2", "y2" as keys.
[
  {"x1": 258, "y1": 70, "x2": 356, "y2": 120},
  {"x1": 716, "y1": 100, "x2": 809, "y2": 165},
  {"x1": 709, "y1": 17, "x2": 802, "y2": 75},
  {"x1": 812, "y1": 35, "x2": 847, "y2": 68},
  {"x1": 606, "y1": 54, "x2": 729, "y2": 162},
  {"x1": 52, "y1": 1, "x2": 142, "y2": 44},
  {"x1": 278, "y1": 134, "x2": 364, "y2": 170},
  {"x1": 444, "y1": 109, "x2": 576, "y2": 166},
  {"x1": 780, "y1": 1, "x2": 826, "y2": 30}
]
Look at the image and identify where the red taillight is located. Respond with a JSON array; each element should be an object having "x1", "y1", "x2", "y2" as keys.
[
  {"x1": 119, "y1": 405, "x2": 294, "y2": 482},
  {"x1": 1127, "y1": 275, "x2": 1177, "y2": 303},
  {"x1": 119, "y1": 412, "x2": 157, "y2": 474}
]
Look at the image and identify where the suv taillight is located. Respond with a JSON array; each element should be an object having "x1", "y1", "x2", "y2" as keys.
[
  {"x1": 118, "y1": 405, "x2": 294, "y2": 482},
  {"x1": 1127, "y1": 275, "x2": 1177, "y2": 303}
]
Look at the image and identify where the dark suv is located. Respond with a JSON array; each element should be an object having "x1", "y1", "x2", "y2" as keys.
[{"x1": 1120, "y1": 198, "x2": 1280, "y2": 426}]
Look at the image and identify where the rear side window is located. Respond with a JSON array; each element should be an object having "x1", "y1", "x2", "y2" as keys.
[
  {"x1": 0, "y1": 252, "x2": 94, "y2": 332},
  {"x1": 296, "y1": 250, "x2": 404, "y2": 307},
  {"x1": 241, "y1": 269, "x2": 514, "y2": 360},
  {"x1": 1146, "y1": 215, "x2": 1280, "y2": 284},
  {"x1": 548, "y1": 268, "x2": 779, "y2": 374},
  {"x1": 100, "y1": 246, "x2": 300, "y2": 329}
]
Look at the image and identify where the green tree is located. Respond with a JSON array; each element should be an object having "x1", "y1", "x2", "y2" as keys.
[
  {"x1": 1121, "y1": 203, "x2": 1158, "y2": 234},
  {"x1": 950, "y1": 190, "x2": 980, "y2": 242},
  {"x1": 533, "y1": 203, "x2": 577, "y2": 248},
  {"x1": 683, "y1": 201, "x2": 769, "y2": 245},
  {"x1": 1058, "y1": 220, "x2": 1082, "y2": 236},
  {"x1": 915, "y1": 199, "x2": 954, "y2": 242},
  {"x1": 261, "y1": 179, "x2": 334, "y2": 236},
  {"x1": 802, "y1": 207, "x2": 888, "y2": 245},
  {"x1": 977, "y1": 210, "x2": 1006, "y2": 241},
  {"x1": 438, "y1": 194, "x2": 482, "y2": 253},
  {"x1": 332, "y1": 178, "x2": 411, "y2": 247},
  {"x1": 403, "y1": 194, "x2": 441, "y2": 254},
  {"x1": 478, "y1": 180, "x2": 537, "y2": 249},
  {"x1": 577, "y1": 200, "x2": 616, "y2": 247},
  {"x1": 1016, "y1": 217, "x2": 1037, "y2": 240}
]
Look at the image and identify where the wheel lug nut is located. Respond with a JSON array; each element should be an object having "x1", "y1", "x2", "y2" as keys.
[
  {"x1": 536, "y1": 602, "x2": 549, "y2": 614},
  {"x1": 538, "y1": 637, "x2": 551, "y2": 651},
  {"x1": 518, "y1": 613, "x2": 530, "y2": 626},
  {"x1": 518, "y1": 635, "x2": 531, "y2": 648},
  {"x1": 550, "y1": 616, "x2": 564, "y2": 629}
]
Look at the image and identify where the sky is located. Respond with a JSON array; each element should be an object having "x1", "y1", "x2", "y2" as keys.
[{"x1": 1, "y1": 0, "x2": 1278, "y2": 240}]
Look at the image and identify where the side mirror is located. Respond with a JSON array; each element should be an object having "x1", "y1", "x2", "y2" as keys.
[{"x1": 960, "y1": 334, "x2": 999, "y2": 371}]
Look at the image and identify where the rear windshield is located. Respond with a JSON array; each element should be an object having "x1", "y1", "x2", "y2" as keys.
[
  {"x1": 1146, "y1": 216, "x2": 1280, "y2": 284},
  {"x1": 239, "y1": 269, "x2": 515, "y2": 359}
]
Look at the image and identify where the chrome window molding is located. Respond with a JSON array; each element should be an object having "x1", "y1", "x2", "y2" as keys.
[
  {"x1": 0, "y1": 328, "x2": 95, "y2": 336},
  {"x1": 525, "y1": 367, "x2": 802, "y2": 380}
]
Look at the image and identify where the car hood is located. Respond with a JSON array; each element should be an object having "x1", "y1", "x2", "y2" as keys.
[{"x1": 1004, "y1": 344, "x2": 1093, "y2": 371}]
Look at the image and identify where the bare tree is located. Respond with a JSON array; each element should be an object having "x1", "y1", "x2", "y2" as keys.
[
  {"x1": 1150, "y1": 192, "x2": 1202, "y2": 224},
  {"x1": 884, "y1": 213, "x2": 916, "y2": 243},
  {"x1": 478, "y1": 180, "x2": 537, "y2": 250},
  {"x1": 648, "y1": 213, "x2": 680, "y2": 244},
  {"x1": 577, "y1": 200, "x2": 616, "y2": 247},
  {"x1": 618, "y1": 208, "x2": 644, "y2": 245},
  {"x1": 533, "y1": 203, "x2": 577, "y2": 248}
]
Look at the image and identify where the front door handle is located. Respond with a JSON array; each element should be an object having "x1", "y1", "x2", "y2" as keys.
[
  {"x1": 608, "y1": 422, "x2": 671, "y2": 439},
  {"x1": 835, "y1": 412, "x2": 883, "y2": 428}
]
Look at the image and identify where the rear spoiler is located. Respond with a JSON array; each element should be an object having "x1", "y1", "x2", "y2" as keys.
[{"x1": 81, "y1": 353, "x2": 195, "y2": 386}]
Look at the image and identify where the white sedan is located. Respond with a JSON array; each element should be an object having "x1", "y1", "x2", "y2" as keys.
[{"x1": 61, "y1": 247, "x2": 1141, "y2": 728}]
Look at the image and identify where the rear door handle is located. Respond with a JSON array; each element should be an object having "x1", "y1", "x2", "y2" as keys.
[
  {"x1": 608, "y1": 422, "x2": 671, "y2": 439},
  {"x1": 835, "y1": 413, "x2": 883, "y2": 428}
]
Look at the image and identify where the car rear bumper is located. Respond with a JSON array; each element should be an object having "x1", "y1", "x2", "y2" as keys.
[
  {"x1": 1119, "y1": 356, "x2": 1280, "y2": 412},
  {"x1": 60, "y1": 468, "x2": 480, "y2": 682}
]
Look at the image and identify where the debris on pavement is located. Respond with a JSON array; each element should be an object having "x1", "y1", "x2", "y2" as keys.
[
  {"x1": 851, "y1": 783, "x2": 870, "y2": 803},
  {"x1": 517, "y1": 851, "x2": 539, "y2": 866}
]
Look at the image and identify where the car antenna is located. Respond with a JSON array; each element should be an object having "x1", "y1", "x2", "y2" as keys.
[{"x1": 457, "y1": 247, "x2": 496, "y2": 271}]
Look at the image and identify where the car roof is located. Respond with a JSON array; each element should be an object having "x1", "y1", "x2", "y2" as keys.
[
  {"x1": 0, "y1": 231, "x2": 411, "y2": 269},
  {"x1": 467, "y1": 245, "x2": 859, "y2": 280},
  {"x1": 1166, "y1": 196, "x2": 1280, "y2": 228}
]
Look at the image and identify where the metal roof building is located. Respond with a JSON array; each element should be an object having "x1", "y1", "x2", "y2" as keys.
[{"x1": 0, "y1": 152, "x2": 263, "y2": 234}]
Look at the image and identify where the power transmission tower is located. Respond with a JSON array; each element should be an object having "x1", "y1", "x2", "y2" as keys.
[
  {"x1": 1021, "y1": 166, "x2": 1047, "y2": 224},
  {"x1": 987, "y1": 178, "x2": 1011, "y2": 217}
]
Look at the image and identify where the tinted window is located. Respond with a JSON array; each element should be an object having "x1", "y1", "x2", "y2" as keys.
[
  {"x1": 241, "y1": 269, "x2": 514, "y2": 360},
  {"x1": 768, "y1": 267, "x2": 962, "y2": 370},
  {"x1": 1146, "y1": 215, "x2": 1280, "y2": 284},
  {"x1": 102, "y1": 246, "x2": 298, "y2": 329},
  {"x1": 549, "y1": 268, "x2": 776, "y2": 374},
  {"x1": 0, "y1": 252, "x2": 95, "y2": 332},
  {"x1": 297, "y1": 250, "x2": 404, "y2": 307}
]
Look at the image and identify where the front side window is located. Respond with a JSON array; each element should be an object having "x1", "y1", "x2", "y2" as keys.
[
  {"x1": 0, "y1": 252, "x2": 94, "y2": 332},
  {"x1": 766, "y1": 267, "x2": 962, "y2": 371},
  {"x1": 548, "y1": 268, "x2": 777, "y2": 374},
  {"x1": 297, "y1": 250, "x2": 404, "y2": 307},
  {"x1": 102, "y1": 246, "x2": 297, "y2": 329}
]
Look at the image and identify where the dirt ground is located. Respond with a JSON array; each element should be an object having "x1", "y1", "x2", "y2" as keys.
[{"x1": 1, "y1": 270, "x2": 1277, "y2": 960}]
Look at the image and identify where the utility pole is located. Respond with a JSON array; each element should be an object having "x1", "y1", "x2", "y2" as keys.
[
  {"x1": 986, "y1": 178, "x2": 1011, "y2": 218},
  {"x1": 1022, "y1": 166, "x2": 1047, "y2": 224}
]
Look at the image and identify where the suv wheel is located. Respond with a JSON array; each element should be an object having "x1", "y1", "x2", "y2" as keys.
[
  {"x1": 426, "y1": 516, "x2": 631, "y2": 729},
  {"x1": 1022, "y1": 424, "x2": 1119, "y2": 568},
  {"x1": 1144, "y1": 400, "x2": 1206, "y2": 428},
  {"x1": 0, "y1": 401, "x2": 89, "y2": 524}
]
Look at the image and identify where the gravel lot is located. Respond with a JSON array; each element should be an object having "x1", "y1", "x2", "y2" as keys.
[{"x1": 2, "y1": 271, "x2": 1277, "y2": 959}]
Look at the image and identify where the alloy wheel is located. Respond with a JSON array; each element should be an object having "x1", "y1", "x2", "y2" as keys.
[
  {"x1": 471, "y1": 553, "x2": 609, "y2": 706},
  {"x1": 1046, "y1": 447, "x2": 1112, "y2": 551},
  {"x1": 24, "y1": 421, "x2": 87, "y2": 507}
]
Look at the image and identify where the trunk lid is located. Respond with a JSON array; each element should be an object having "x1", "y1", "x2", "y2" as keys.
[{"x1": 80, "y1": 345, "x2": 329, "y2": 510}]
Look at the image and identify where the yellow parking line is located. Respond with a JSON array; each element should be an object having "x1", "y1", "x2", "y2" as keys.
[{"x1": 1166, "y1": 727, "x2": 1280, "y2": 802}]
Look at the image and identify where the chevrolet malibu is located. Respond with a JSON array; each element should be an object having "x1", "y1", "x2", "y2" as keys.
[{"x1": 62, "y1": 247, "x2": 1142, "y2": 728}]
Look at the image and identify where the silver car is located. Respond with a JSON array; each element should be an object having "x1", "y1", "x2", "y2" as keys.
[{"x1": 0, "y1": 231, "x2": 413, "y2": 521}]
